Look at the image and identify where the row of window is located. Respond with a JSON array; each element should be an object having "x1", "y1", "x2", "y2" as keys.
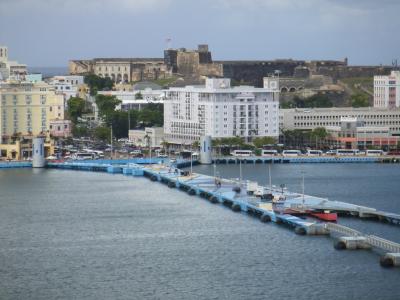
[{"x1": 294, "y1": 114, "x2": 400, "y2": 120}]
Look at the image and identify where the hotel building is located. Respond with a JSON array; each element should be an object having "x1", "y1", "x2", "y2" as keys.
[
  {"x1": 0, "y1": 82, "x2": 67, "y2": 144},
  {"x1": 164, "y1": 78, "x2": 279, "y2": 145}
]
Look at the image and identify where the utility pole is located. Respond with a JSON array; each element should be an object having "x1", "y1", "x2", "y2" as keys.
[
  {"x1": 110, "y1": 126, "x2": 113, "y2": 160},
  {"x1": 239, "y1": 158, "x2": 242, "y2": 186},
  {"x1": 301, "y1": 169, "x2": 305, "y2": 207},
  {"x1": 268, "y1": 164, "x2": 272, "y2": 191},
  {"x1": 190, "y1": 144, "x2": 193, "y2": 175},
  {"x1": 128, "y1": 109, "x2": 131, "y2": 131}
]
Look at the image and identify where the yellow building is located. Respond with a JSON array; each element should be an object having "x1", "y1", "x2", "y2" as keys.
[
  {"x1": 0, "y1": 138, "x2": 54, "y2": 161},
  {"x1": 0, "y1": 81, "x2": 65, "y2": 144}
]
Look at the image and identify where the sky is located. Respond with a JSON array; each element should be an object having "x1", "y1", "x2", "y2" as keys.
[{"x1": 0, "y1": 0, "x2": 399, "y2": 67}]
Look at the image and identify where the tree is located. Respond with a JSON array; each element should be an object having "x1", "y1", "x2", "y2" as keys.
[
  {"x1": 67, "y1": 97, "x2": 86, "y2": 123},
  {"x1": 94, "y1": 126, "x2": 111, "y2": 142},
  {"x1": 138, "y1": 104, "x2": 163, "y2": 127},
  {"x1": 95, "y1": 95, "x2": 122, "y2": 121},
  {"x1": 192, "y1": 141, "x2": 200, "y2": 151},
  {"x1": 135, "y1": 92, "x2": 143, "y2": 100},
  {"x1": 253, "y1": 136, "x2": 277, "y2": 148},
  {"x1": 85, "y1": 74, "x2": 114, "y2": 96},
  {"x1": 310, "y1": 127, "x2": 328, "y2": 149},
  {"x1": 72, "y1": 124, "x2": 89, "y2": 137},
  {"x1": 351, "y1": 93, "x2": 369, "y2": 108}
]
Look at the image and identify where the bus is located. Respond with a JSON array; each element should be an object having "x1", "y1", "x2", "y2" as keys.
[
  {"x1": 282, "y1": 150, "x2": 302, "y2": 157},
  {"x1": 71, "y1": 152, "x2": 97, "y2": 160},
  {"x1": 231, "y1": 150, "x2": 253, "y2": 157},
  {"x1": 306, "y1": 150, "x2": 323, "y2": 156},
  {"x1": 261, "y1": 149, "x2": 278, "y2": 157},
  {"x1": 336, "y1": 149, "x2": 361, "y2": 156},
  {"x1": 366, "y1": 149, "x2": 384, "y2": 156}
]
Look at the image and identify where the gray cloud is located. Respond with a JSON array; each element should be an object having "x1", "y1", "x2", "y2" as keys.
[{"x1": 0, "y1": 0, "x2": 399, "y2": 67}]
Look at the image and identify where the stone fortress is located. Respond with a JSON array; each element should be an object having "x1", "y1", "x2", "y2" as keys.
[{"x1": 69, "y1": 44, "x2": 393, "y2": 89}]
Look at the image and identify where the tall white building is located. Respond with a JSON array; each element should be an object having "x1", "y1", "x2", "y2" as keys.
[
  {"x1": 164, "y1": 78, "x2": 279, "y2": 145},
  {"x1": 374, "y1": 71, "x2": 400, "y2": 109},
  {"x1": 0, "y1": 45, "x2": 27, "y2": 81}
]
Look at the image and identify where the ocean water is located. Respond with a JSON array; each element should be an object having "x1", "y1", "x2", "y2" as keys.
[
  {"x1": 28, "y1": 67, "x2": 68, "y2": 77},
  {"x1": 0, "y1": 166, "x2": 399, "y2": 300}
]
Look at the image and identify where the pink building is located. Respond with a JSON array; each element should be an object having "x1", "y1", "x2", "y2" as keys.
[
  {"x1": 374, "y1": 71, "x2": 400, "y2": 109},
  {"x1": 49, "y1": 120, "x2": 72, "y2": 138}
]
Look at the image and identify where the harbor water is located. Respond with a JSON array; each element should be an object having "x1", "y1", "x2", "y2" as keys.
[{"x1": 0, "y1": 165, "x2": 400, "y2": 299}]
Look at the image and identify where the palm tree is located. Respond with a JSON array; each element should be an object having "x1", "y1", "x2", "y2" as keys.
[
  {"x1": 192, "y1": 140, "x2": 200, "y2": 151},
  {"x1": 144, "y1": 134, "x2": 151, "y2": 158},
  {"x1": 161, "y1": 138, "x2": 169, "y2": 156}
]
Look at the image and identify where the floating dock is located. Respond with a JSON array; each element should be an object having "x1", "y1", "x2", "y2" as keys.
[{"x1": 4, "y1": 158, "x2": 400, "y2": 267}]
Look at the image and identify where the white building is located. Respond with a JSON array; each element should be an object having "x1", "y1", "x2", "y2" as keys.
[
  {"x1": 0, "y1": 46, "x2": 27, "y2": 81},
  {"x1": 164, "y1": 78, "x2": 279, "y2": 145},
  {"x1": 128, "y1": 127, "x2": 164, "y2": 148},
  {"x1": 374, "y1": 71, "x2": 400, "y2": 109},
  {"x1": 280, "y1": 107, "x2": 400, "y2": 136},
  {"x1": 97, "y1": 88, "x2": 164, "y2": 111},
  {"x1": 47, "y1": 75, "x2": 85, "y2": 103}
]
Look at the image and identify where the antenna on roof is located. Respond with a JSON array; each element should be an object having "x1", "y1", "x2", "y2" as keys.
[
  {"x1": 165, "y1": 38, "x2": 172, "y2": 50},
  {"x1": 392, "y1": 59, "x2": 398, "y2": 70}
]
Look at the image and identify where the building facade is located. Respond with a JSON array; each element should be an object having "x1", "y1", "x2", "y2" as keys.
[
  {"x1": 128, "y1": 127, "x2": 164, "y2": 148},
  {"x1": 280, "y1": 107, "x2": 400, "y2": 136},
  {"x1": 325, "y1": 117, "x2": 398, "y2": 149},
  {"x1": 69, "y1": 58, "x2": 171, "y2": 83},
  {"x1": 164, "y1": 78, "x2": 279, "y2": 145},
  {"x1": 0, "y1": 46, "x2": 27, "y2": 81},
  {"x1": 97, "y1": 88, "x2": 164, "y2": 111},
  {"x1": 374, "y1": 71, "x2": 400, "y2": 109},
  {"x1": 0, "y1": 82, "x2": 65, "y2": 143}
]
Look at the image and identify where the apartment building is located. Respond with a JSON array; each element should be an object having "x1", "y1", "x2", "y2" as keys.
[
  {"x1": 0, "y1": 82, "x2": 65, "y2": 143},
  {"x1": 164, "y1": 78, "x2": 279, "y2": 145},
  {"x1": 374, "y1": 71, "x2": 400, "y2": 108}
]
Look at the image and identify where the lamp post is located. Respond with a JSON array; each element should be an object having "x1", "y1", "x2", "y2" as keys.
[
  {"x1": 110, "y1": 126, "x2": 113, "y2": 160},
  {"x1": 190, "y1": 145, "x2": 193, "y2": 175},
  {"x1": 239, "y1": 158, "x2": 242, "y2": 186}
]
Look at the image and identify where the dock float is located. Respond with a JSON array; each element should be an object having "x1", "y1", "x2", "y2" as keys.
[{"x1": 13, "y1": 159, "x2": 400, "y2": 268}]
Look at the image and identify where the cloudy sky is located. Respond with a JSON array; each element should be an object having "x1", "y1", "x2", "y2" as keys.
[{"x1": 0, "y1": 0, "x2": 399, "y2": 67}]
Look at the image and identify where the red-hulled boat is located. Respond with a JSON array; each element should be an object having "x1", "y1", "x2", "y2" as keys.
[{"x1": 307, "y1": 210, "x2": 337, "y2": 222}]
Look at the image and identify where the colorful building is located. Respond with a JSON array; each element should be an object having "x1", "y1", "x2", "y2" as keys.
[
  {"x1": 374, "y1": 71, "x2": 400, "y2": 109},
  {"x1": 0, "y1": 81, "x2": 65, "y2": 144}
]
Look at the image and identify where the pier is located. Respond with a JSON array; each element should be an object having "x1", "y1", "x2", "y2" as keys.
[{"x1": 2, "y1": 158, "x2": 400, "y2": 267}]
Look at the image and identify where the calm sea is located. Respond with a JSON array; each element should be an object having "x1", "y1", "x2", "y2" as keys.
[{"x1": 0, "y1": 165, "x2": 399, "y2": 300}]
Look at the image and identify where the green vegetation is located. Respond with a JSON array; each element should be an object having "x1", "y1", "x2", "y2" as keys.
[
  {"x1": 138, "y1": 104, "x2": 163, "y2": 127},
  {"x1": 84, "y1": 74, "x2": 114, "y2": 95},
  {"x1": 341, "y1": 77, "x2": 373, "y2": 94},
  {"x1": 151, "y1": 76, "x2": 179, "y2": 87},
  {"x1": 93, "y1": 95, "x2": 164, "y2": 139},
  {"x1": 67, "y1": 97, "x2": 86, "y2": 123},
  {"x1": 350, "y1": 93, "x2": 369, "y2": 108},
  {"x1": 252, "y1": 136, "x2": 277, "y2": 148},
  {"x1": 282, "y1": 128, "x2": 330, "y2": 149},
  {"x1": 72, "y1": 124, "x2": 89, "y2": 138},
  {"x1": 95, "y1": 95, "x2": 122, "y2": 119},
  {"x1": 281, "y1": 94, "x2": 333, "y2": 109},
  {"x1": 135, "y1": 92, "x2": 143, "y2": 100},
  {"x1": 94, "y1": 126, "x2": 111, "y2": 142}
]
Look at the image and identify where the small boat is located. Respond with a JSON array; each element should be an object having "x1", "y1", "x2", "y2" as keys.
[{"x1": 307, "y1": 210, "x2": 337, "y2": 222}]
